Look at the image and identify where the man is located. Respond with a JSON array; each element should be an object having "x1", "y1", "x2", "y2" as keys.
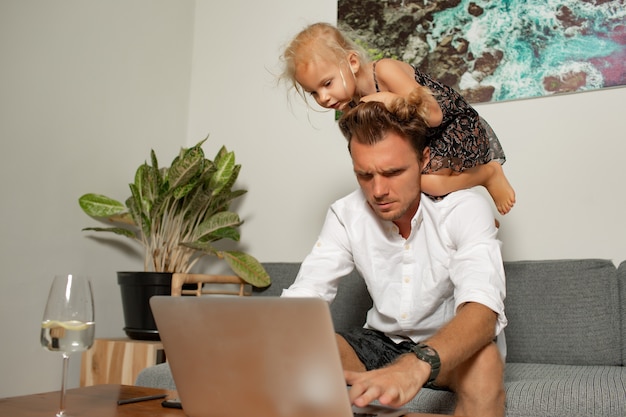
[{"x1": 282, "y1": 100, "x2": 507, "y2": 417}]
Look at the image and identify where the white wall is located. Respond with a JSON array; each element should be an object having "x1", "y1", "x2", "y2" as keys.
[
  {"x1": 474, "y1": 89, "x2": 626, "y2": 261},
  {"x1": 1, "y1": 0, "x2": 625, "y2": 397},
  {"x1": 0, "y1": 0, "x2": 194, "y2": 396}
]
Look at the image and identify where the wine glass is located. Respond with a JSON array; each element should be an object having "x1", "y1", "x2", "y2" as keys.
[{"x1": 40, "y1": 274, "x2": 95, "y2": 417}]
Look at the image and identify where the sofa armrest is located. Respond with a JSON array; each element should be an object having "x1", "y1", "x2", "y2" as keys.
[{"x1": 135, "y1": 362, "x2": 176, "y2": 390}]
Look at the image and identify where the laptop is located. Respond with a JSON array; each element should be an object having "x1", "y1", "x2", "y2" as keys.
[{"x1": 150, "y1": 296, "x2": 407, "y2": 417}]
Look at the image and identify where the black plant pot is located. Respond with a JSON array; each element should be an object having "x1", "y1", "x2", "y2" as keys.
[{"x1": 117, "y1": 271, "x2": 173, "y2": 341}]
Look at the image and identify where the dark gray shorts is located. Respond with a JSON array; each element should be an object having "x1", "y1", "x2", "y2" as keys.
[{"x1": 338, "y1": 327, "x2": 447, "y2": 390}]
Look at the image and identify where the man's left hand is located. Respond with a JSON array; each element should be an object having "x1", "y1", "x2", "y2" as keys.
[{"x1": 344, "y1": 353, "x2": 430, "y2": 408}]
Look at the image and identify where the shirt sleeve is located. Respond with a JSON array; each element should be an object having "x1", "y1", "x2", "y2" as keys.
[
  {"x1": 445, "y1": 192, "x2": 508, "y2": 336},
  {"x1": 281, "y1": 206, "x2": 356, "y2": 302}
]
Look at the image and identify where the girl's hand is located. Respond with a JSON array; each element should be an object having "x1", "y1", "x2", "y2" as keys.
[
  {"x1": 361, "y1": 90, "x2": 436, "y2": 127},
  {"x1": 360, "y1": 91, "x2": 402, "y2": 107},
  {"x1": 373, "y1": 59, "x2": 443, "y2": 127}
]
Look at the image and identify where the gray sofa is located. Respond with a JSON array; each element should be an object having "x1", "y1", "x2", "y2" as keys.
[{"x1": 136, "y1": 259, "x2": 626, "y2": 417}]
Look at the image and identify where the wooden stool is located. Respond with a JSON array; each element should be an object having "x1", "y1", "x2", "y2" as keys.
[{"x1": 170, "y1": 273, "x2": 252, "y2": 296}]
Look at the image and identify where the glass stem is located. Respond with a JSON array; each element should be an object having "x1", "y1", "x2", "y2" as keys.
[{"x1": 58, "y1": 353, "x2": 70, "y2": 417}]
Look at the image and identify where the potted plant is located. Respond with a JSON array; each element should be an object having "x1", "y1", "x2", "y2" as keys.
[{"x1": 79, "y1": 137, "x2": 270, "y2": 339}]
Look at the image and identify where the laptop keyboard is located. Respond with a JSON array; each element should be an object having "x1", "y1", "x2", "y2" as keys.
[{"x1": 352, "y1": 404, "x2": 408, "y2": 416}]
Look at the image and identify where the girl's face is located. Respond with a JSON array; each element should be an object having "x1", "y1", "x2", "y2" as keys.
[{"x1": 294, "y1": 55, "x2": 358, "y2": 111}]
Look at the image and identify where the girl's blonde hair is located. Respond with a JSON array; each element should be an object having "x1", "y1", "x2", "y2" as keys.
[{"x1": 279, "y1": 22, "x2": 369, "y2": 102}]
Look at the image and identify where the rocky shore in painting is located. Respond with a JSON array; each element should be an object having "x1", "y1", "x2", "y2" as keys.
[{"x1": 338, "y1": 0, "x2": 626, "y2": 102}]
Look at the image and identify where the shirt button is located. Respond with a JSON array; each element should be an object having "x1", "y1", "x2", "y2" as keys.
[
  {"x1": 404, "y1": 244, "x2": 410, "y2": 250},
  {"x1": 401, "y1": 313, "x2": 408, "y2": 319},
  {"x1": 404, "y1": 277, "x2": 410, "y2": 283}
]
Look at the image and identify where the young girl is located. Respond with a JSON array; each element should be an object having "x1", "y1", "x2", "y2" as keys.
[{"x1": 280, "y1": 22, "x2": 515, "y2": 215}]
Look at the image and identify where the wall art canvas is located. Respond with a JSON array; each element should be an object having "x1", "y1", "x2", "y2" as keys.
[{"x1": 338, "y1": 0, "x2": 626, "y2": 103}]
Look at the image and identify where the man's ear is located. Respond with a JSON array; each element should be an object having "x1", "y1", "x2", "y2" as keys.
[{"x1": 347, "y1": 52, "x2": 360, "y2": 74}]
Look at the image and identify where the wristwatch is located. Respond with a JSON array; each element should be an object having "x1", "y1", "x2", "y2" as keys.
[{"x1": 411, "y1": 342, "x2": 441, "y2": 385}]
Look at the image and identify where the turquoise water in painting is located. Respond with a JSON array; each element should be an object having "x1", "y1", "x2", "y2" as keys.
[{"x1": 426, "y1": 0, "x2": 626, "y2": 101}]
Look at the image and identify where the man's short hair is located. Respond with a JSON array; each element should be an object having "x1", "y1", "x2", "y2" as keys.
[{"x1": 338, "y1": 100, "x2": 429, "y2": 161}]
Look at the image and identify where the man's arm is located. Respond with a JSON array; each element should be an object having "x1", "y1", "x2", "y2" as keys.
[
  {"x1": 426, "y1": 302, "x2": 498, "y2": 379},
  {"x1": 281, "y1": 205, "x2": 355, "y2": 301},
  {"x1": 346, "y1": 192, "x2": 505, "y2": 408},
  {"x1": 345, "y1": 302, "x2": 498, "y2": 408}
]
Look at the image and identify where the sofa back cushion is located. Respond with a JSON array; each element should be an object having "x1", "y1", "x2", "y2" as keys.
[
  {"x1": 256, "y1": 263, "x2": 371, "y2": 333},
  {"x1": 259, "y1": 259, "x2": 623, "y2": 366},
  {"x1": 504, "y1": 259, "x2": 622, "y2": 365},
  {"x1": 618, "y1": 261, "x2": 626, "y2": 366}
]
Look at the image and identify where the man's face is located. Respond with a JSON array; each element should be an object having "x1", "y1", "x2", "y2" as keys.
[{"x1": 350, "y1": 132, "x2": 425, "y2": 225}]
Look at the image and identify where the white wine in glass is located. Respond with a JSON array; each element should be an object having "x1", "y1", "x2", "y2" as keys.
[{"x1": 40, "y1": 274, "x2": 95, "y2": 417}]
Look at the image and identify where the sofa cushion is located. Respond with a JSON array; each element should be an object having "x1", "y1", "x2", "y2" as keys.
[
  {"x1": 503, "y1": 259, "x2": 621, "y2": 365},
  {"x1": 504, "y1": 363, "x2": 626, "y2": 417},
  {"x1": 136, "y1": 362, "x2": 177, "y2": 390},
  {"x1": 404, "y1": 389, "x2": 455, "y2": 415},
  {"x1": 136, "y1": 362, "x2": 626, "y2": 417},
  {"x1": 618, "y1": 260, "x2": 626, "y2": 366}
]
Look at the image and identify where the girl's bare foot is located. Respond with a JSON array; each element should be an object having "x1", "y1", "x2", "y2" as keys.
[{"x1": 485, "y1": 161, "x2": 516, "y2": 215}]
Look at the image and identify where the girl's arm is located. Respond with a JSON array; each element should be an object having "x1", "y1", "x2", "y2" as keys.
[{"x1": 362, "y1": 58, "x2": 443, "y2": 127}]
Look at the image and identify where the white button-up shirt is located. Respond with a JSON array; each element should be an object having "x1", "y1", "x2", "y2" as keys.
[{"x1": 282, "y1": 189, "x2": 507, "y2": 348}]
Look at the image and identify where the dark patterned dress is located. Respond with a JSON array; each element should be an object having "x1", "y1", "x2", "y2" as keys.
[{"x1": 374, "y1": 62, "x2": 506, "y2": 174}]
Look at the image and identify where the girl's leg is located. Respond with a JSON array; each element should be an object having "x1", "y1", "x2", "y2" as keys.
[{"x1": 421, "y1": 161, "x2": 516, "y2": 215}]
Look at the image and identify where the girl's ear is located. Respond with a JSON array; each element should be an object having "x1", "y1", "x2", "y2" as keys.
[{"x1": 347, "y1": 52, "x2": 361, "y2": 74}]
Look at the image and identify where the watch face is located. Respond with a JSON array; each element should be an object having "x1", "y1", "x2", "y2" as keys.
[
  {"x1": 423, "y1": 346, "x2": 436, "y2": 357},
  {"x1": 413, "y1": 343, "x2": 440, "y2": 384},
  {"x1": 414, "y1": 344, "x2": 439, "y2": 365}
]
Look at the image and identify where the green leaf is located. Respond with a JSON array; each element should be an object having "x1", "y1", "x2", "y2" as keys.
[
  {"x1": 201, "y1": 226, "x2": 240, "y2": 242},
  {"x1": 128, "y1": 184, "x2": 151, "y2": 237},
  {"x1": 173, "y1": 181, "x2": 197, "y2": 200},
  {"x1": 210, "y1": 148, "x2": 236, "y2": 194},
  {"x1": 168, "y1": 145, "x2": 204, "y2": 191},
  {"x1": 194, "y1": 211, "x2": 242, "y2": 241},
  {"x1": 125, "y1": 195, "x2": 142, "y2": 229},
  {"x1": 137, "y1": 162, "x2": 160, "y2": 207},
  {"x1": 82, "y1": 226, "x2": 137, "y2": 239},
  {"x1": 219, "y1": 251, "x2": 271, "y2": 288},
  {"x1": 208, "y1": 189, "x2": 247, "y2": 216},
  {"x1": 184, "y1": 186, "x2": 212, "y2": 221},
  {"x1": 216, "y1": 163, "x2": 241, "y2": 195},
  {"x1": 150, "y1": 148, "x2": 160, "y2": 172},
  {"x1": 78, "y1": 194, "x2": 126, "y2": 217},
  {"x1": 109, "y1": 212, "x2": 136, "y2": 226},
  {"x1": 181, "y1": 240, "x2": 218, "y2": 256},
  {"x1": 133, "y1": 163, "x2": 157, "y2": 214}
]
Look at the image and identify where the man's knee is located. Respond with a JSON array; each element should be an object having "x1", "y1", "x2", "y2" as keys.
[
  {"x1": 444, "y1": 343, "x2": 505, "y2": 417},
  {"x1": 335, "y1": 334, "x2": 366, "y2": 372},
  {"x1": 450, "y1": 342, "x2": 505, "y2": 403}
]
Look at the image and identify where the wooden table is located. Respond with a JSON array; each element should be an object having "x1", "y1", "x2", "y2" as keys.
[
  {"x1": 0, "y1": 384, "x2": 448, "y2": 417},
  {"x1": 0, "y1": 384, "x2": 180, "y2": 417}
]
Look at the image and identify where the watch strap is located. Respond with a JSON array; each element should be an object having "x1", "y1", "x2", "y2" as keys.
[{"x1": 411, "y1": 342, "x2": 441, "y2": 384}]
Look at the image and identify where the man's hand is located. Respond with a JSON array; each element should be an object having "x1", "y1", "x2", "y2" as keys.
[{"x1": 344, "y1": 353, "x2": 430, "y2": 408}]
